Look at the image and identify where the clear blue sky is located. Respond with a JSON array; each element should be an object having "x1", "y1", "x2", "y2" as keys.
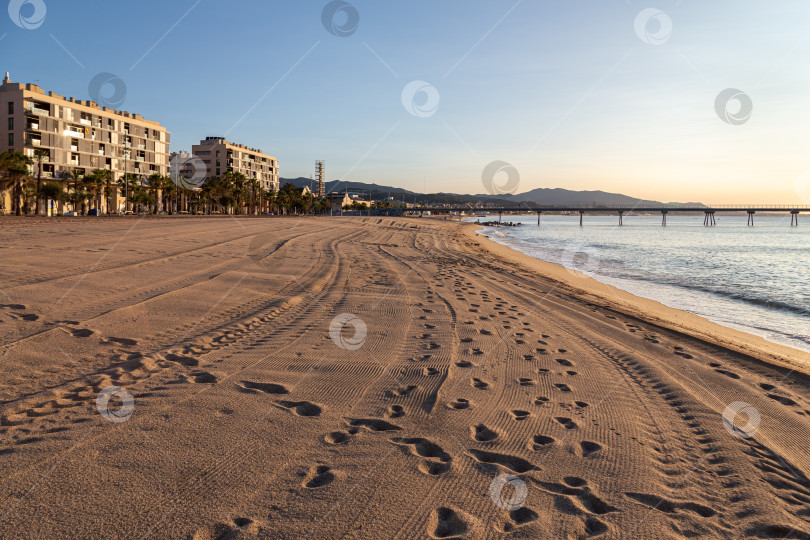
[{"x1": 4, "y1": 0, "x2": 810, "y2": 203}]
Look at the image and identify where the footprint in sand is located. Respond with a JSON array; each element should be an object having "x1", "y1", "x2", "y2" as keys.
[
  {"x1": 537, "y1": 477, "x2": 619, "y2": 516},
  {"x1": 554, "y1": 383, "x2": 572, "y2": 393},
  {"x1": 237, "y1": 381, "x2": 289, "y2": 395},
  {"x1": 554, "y1": 417, "x2": 578, "y2": 429},
  {"x1": 467, "y1": 449, "x2": 539, "y2": 474},
  {"x1": 766, "y1": 393, "x2": 798, "y2": 407},
  {"x1": 324, "y1": 428, "x2": 359, "y2": 445},
  {"x1": 385, "y1": 385, "x2": 418, "y2": 398},
  {"x1": 529, "y1": 434, "x2": 556, "y2": 453},
  {"x1": 192, "y1": 371, "x2": 218, "y2": 384},
  {"x1": 423, "y1": 367, "x2": 439, "y2": 376},
  {"x1": 302, "y1": 465, "x2": 335, "y2": 488},
  {"x1": 103, "y1": 336, "x2": 139, "y2": 347},
  {"x1": 448, "y1": 398, "x2": 472, "y2": 410},
  {"x1": 386, "y1": 405, "x2": 405, "y2": 418},
  {"x1": 534, "y1": 396, "x2": 550, "y2": 406},
  {"x1": 496, "y1": 507, "x2": 539, "y2": 533},
  {"x1": 70, "y1": 328, "x2": 94, "y2": 338},
  {"x1": 714, "y1": 369, "x2": 741, "y2": 380},
  {"x1": 470, "y1": 424, "x2": 499, "y2": 443},
  {"x1": 556, "y1": 358, "x2": 574, "y2": 367},
  {"x1": 390, "y1": 437, "x2": 452, "y2": 476},
  {"x1": 345, "y1": 418, "x2": 402, "y2": 432},
  {"x1": 517, "y1": 378, "x2": 536, "y2": 386},
  {"x1": 428, "y1": 507, "x2": 470, "y2": 539},
  {"x1": 625, "y1": 492, "x2": 716, "y2": 518},
  {"x1": 274, "y1": 400, "x2": 323, "y2": 417},
  {"x1": 165, "y1": 353, "x2": 200, "y2": 367},
  {"x1": 509, "y1": 410, "x2": 531, "y2": 421},
  {"x1": 579, "y1": 441, "x2": 603, "y2": 457},
  {"x1": 455, "y1": 361, "x2": 476, "y2": 368},
  {"x1": 470, "y1": 378, "x2": 490, "y2": 390}
]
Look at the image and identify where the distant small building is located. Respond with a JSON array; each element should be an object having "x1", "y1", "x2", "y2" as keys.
[{"x1": 328, "y1": 193, "x2": 351, "y2": 212}]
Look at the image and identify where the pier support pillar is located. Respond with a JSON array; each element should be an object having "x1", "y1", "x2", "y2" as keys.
[
  {"x1": 747, "y1": 210, "x2": 755, "y2": 226},
  {"x1": 703, "y1": 211, "x2": 716, "y2": 226},
  {"x1": 537, "y1": 211, "x2": 541, "y2": 226},
  {"x1": 791, "y1": 211, "x2": 799, "y2": 226},
  {"x1": 499, "y1": 211, "x2": 502, "y2": 223},
  {"x1": 662, "y1": 211, "x2": 668, "y2": 226},
  {"x1": 579, "y1": 211, "x2": 584, "y2": 226}
]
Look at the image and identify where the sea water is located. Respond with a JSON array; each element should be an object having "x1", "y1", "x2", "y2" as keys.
[{"x1": 473, "y1": 214, "x2": 810, "y2": 353}]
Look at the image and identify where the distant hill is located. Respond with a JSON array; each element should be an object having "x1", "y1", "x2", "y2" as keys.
[{"x1": 279, "y1": 178, "x2": 704, "y2": 208}]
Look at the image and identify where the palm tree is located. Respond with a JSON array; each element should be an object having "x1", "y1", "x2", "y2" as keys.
[
  {"x1": 162, "y1": 176, "x2": 176, "y2": 214},
  {"x1": 33, "y1": 148, "x2": 48, "y2": 215},
  {"x1": 1, "y1": 151, "x2": 33, "y2": 216},
  {"x1": 39, "y1": 182, "x2": 63, "y2": 210},
  {"x1": 69, "y1": 169, "x2": 84, "y2": 214},
  {"x1": 86, "y1": 169, "x2": 109, "y2": 214}
]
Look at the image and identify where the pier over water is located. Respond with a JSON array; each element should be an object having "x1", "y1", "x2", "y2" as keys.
[{"x1": 413, "y1": 205, "x2": 810, "y2": 227}]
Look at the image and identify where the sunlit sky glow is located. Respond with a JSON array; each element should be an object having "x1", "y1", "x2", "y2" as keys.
[{"x1": 4, "y1": 0, "x2": 810, "y2": 204}]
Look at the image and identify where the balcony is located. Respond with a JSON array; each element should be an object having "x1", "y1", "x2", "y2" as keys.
[
  {"x1": 26, "y1": 122, "x2": 39, "y2": 130},
  {"x1": 64, "y1": 129, "x2": 85, "y2": 138},
  {"x1": 79, "y1": 118, "x2": 91, "y2": 125},
  {"x1": 26, "y1": 138, "x2": 42, "y2": 147},
  {"x1": 135, "y1": 157, "x2": 145, "y2": 162},
  {"x1": 25, "y1": 104, "x2": 50, "y2": 116},
  {"x1": 138, "y1": 144, "x2": 145, "y2": 150}
]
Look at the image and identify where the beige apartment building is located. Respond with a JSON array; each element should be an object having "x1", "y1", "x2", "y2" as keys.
[
  {"x1": 191, "y1": 137, "x2": 279, "y2": 192},
  {"x1": 0, "y1": 72, "x2": 170, "y2": 212}
]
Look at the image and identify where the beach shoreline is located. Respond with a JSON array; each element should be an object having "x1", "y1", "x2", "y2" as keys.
[
  {"x1": 460, "y1": 220, "x2": 810, "y2": 378},
  {"x1": 0, "y1": 216, "x2": 808, "y2": 538}
]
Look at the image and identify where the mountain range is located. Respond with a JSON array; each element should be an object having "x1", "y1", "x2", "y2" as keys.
[{"x1": 281, "y1": 178, "x2": 704, "y2": 208}]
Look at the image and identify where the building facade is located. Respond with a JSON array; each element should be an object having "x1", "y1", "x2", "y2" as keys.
[
  {"x1": 191, "y1": 137, "x2": 279, "y2": 192},
  {"x1": 0, "y1": 73, "x2": 170, "y2": 213}
]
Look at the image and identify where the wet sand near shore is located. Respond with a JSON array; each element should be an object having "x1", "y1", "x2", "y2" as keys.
[{"x1": 0, "y1": 216, "x2": 808, "y2": 539}]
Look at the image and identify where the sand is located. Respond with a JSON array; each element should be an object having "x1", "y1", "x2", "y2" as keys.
[{"x1": 0, "y1": 215, "x2": 808, "y2": 539}]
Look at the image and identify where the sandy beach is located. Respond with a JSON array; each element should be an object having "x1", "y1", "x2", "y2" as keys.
[{"x1": 1, "y1": 216, "x2": 808, "y2": 539}]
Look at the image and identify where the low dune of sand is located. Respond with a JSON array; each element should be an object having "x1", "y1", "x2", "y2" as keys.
[{"x1": 0, "y1": 216, "x2": 808, "y2": 539}]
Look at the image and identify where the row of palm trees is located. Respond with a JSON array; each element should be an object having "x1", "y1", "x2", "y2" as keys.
[{"x1": 0, "y1": 150, "x2": 342, "y2": 216}]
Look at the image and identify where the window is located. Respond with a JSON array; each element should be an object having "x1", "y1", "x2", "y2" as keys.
[
  {"x1": 7, "y1": 101, "x2": 13, "y2": 114},
  {"x1": 7, "y1": 117, "x2": 12, "y2": 129},
  {"x1": 9, "y1": 133, "x2": 14, "y2": 146}
]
